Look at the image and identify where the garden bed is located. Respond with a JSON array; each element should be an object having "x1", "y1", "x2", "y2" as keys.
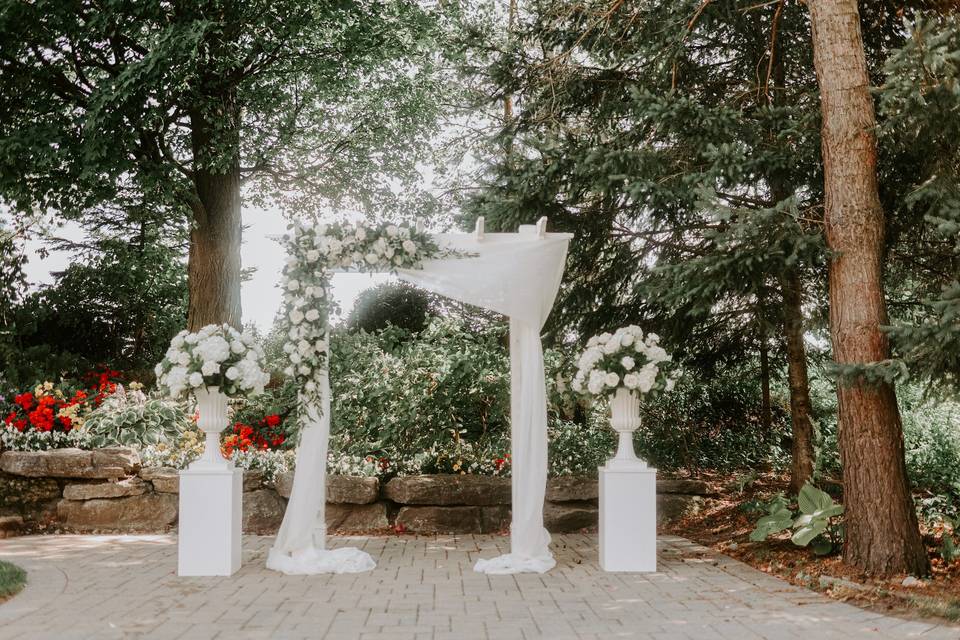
[
  {"x1": 0, "y1": 447, "x2": 713, "y2": 536},
  {"x1": 663, "y1": 472, "x2": 960, "y2": 626}
]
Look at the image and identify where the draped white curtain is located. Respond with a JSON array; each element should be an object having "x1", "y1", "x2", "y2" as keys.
[{"x1": 267, "y1": 229, "x2": 571, "y2": 575}]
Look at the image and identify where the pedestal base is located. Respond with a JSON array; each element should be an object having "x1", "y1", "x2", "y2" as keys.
[
  {"x1": 178, "y1": 466, "x2": 242, "y2": 576},
  {"x1": 599, "y1": 462, "x2": 657, "y2": 572}
]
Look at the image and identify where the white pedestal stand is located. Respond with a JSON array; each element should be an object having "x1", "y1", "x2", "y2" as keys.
[
  {"x1": 178, "y1": 387, "x2": 242, "y2": 577},
  {"x1": 599, "y1": 388, "x2": 657, "y2": 572}
]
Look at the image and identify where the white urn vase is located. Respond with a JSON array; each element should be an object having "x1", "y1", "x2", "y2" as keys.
[
  {"x1": 607, "y1": 387, "x2": 648, "y2": 469},
  {"x1": 192, "y1": 386, "x2": 232, "y2": 469}
]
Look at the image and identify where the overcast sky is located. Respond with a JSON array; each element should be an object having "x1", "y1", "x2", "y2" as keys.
[{"x1": 22, "y1": 205, "x2": 394, "y2": 332}]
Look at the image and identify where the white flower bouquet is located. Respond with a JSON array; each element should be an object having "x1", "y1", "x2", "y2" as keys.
[
  {"x1": 571, "y1": 325, "x2": 679, "y2": 399},
  {"x1": 155, "y1": 323, "x2": 270, "y2": 399}
]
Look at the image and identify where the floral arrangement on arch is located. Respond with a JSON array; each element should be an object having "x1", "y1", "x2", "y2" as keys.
[
  {"x1": 280, "y1": 220, "x2": 446, "y2": 407},
  {"x1": 571, "y1": 326, "x2": 679, "y2": 399},
  {"x1": 154, "y1": 323, "x2": 270, "y2": 399}
]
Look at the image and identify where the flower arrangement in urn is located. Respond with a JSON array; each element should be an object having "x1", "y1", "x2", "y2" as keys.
[
  {"x1": 155, "y1": 324, "x2": 270, "y2": 468},
  {"x1": 571, "y1": 326, "x2": 680, "y2": 468}
]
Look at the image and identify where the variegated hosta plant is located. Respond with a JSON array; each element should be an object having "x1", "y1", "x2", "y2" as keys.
[{"x1": 83, "y1": 385, "x2": 195, "y2": 448}]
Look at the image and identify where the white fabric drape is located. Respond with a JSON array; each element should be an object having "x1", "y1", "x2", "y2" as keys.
[
  {"x1": 267, "y1": 229, "x2": 571, "y2": 575},
  {"x1": 267, "y1": 366, "x2": 376, "y2": 574}
]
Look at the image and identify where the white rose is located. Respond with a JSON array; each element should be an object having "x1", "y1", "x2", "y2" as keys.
[
  {"x1": 289, "y1": 309, "x2": 304, "y2": 324},
  {"x1": 230, "y1": 340, "x2": 245, "y2": 354},
  {"x1": 290, "y1": 352, "x2": 302, "y2": 364},
  {"x1": 225, "y1": 367, "x2": 240, "y2": 380},
  {"x1": 185, "y1": 333, "x2": 199, "y2": 344},
  {"x1": 621, "y1": 356, "x2": 635, "y2": 370},
  {"x1": 355, "y1": 228, "x2": 367, "y2": 242},
  {"x1": 602, "y1": 340, "x2": 620, "y2": 354},
  {"x1": 154, "y1": 363, "x2": 164, "y2": 377},
  {"x1": 365, "y1": 253, "x2": 379, "y2": 264},
  {"x1": 647, "y1": 345, "x2": 669, "y2": 363},
  {"x1": 623, "y1": 373, "x2": 640, "y2": 389},
  {"x1": 621, "y1": 333, "x2": 634, "y2": 346},
  {"x1": 646, "y1": 333, "x2": 660, "y2": 344},
  {"x1": 298, "y1": 365, "x2": 311, "y2": 375},
  {"x1": 306, "y1": 250, "x2": 320, "y2": 263},
  {"x1": 386, "y1": 225, "x2": 399, "y2": 237},
  {"x1": 201, "y1": 361, "x2": 219, "y2": 376},
  {"x1": 402, "y1": 240, "x2": 417, "y2": 254},
  {"x1": 287, "y1": 279, "x2": 300, "y2": 291},
  {"x1": 305, "y1": 309, "x2": 320, "y2": 322},
  {"x1": 189, "y1": 372, "x2": 204, "y2": 388},
  {"x1": 604, "y1": 372, "x2": 620, "y2": 387},
  {"x1": 177, "y1": 352, "x2": 191, "y2": 366},
  {"x1": 587, "y1": 379, "x2": 604, "y2": 395}
]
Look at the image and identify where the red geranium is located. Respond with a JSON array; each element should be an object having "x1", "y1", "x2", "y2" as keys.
[{"x1": 221, "y1": 413, "x2": 286, "y2": 458}]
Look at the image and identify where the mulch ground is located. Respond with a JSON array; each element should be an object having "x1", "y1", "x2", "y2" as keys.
[{"x1": 661, "y1": 472, "x2": 960, "y2": 625}]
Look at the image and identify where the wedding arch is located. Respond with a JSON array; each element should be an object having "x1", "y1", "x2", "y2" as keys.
[{"x1": 266, "y1": 217, "x2": 572, "y2": 575}]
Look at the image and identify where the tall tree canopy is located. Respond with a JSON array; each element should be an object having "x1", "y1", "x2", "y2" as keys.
[{"x1": 0, "y1": 0, "x2": 447, "y2": 329}]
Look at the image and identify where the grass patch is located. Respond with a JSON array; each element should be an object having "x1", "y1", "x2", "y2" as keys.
[
  {"x1": 904, "y1": 593, "x2": 960, "y2": 623},
  {"x1": 0, "y1": 560, "x2": 26, "y2": 600}
]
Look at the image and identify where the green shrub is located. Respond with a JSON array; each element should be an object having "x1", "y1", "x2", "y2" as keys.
[
  {"x1": 633, "y1": 376, "x2": 791, "y2": 472},
  {"x1": 346, "y1": 281, "x2": 437, "y2": 335},
  {"x1": 0, "y1": 561, "x2": 26, "y2": 599}
]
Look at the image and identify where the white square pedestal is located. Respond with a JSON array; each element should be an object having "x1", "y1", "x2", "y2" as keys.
[
  {"x1": 178, "y1": 466, "x2": 242, "y2": 576},
  {"x1": 599, "y1": 463, "x2": 657, "y2": 572}
]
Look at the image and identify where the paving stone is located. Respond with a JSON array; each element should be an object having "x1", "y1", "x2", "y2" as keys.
[{"x1": 2, "y1": 533, "x2": 953, "y2": 640}]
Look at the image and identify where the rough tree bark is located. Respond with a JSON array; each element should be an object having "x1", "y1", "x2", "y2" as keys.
[
  {"x1": 187, "y1": 93, "x2": 243, "y2": 331},
  {"x1": 807, "y1": 0, "x2": 928, "y2": 574},
  {"x1": 781, "y1": 267, "x2": 815, "y2": 493}
]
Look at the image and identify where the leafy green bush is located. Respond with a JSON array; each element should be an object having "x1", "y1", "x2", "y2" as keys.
[
  {"x1": 634, "y1": 376, "x2": 791, "y2": 472},
  {"x1": 0, "y1": 560, "x2": 26, "y2": 599},
  {"x1": 83, "y1": 385, "x2": 193, "y2": 448},
  {"x1": 346, "y1": 281, "x2": 437, "y2": 335}
]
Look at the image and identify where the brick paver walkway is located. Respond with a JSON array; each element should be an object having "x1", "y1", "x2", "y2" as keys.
[{"x1": 0, "y1": 534, "x2": 956, "y2": 640}]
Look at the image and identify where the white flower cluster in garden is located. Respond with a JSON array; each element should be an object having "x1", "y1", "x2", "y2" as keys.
[
  {"x1": 571, "y1": 325, "x2": 680, "y2": 398},
  {"x1": 155, "y1": 324, "x2": 269, "y2": 399},
  {"x1": 280, "y1": 220, "x2": 444, "y2": 407},
  {"x1": 0, "y1": 426, "x2": 89, "y2": 452}
]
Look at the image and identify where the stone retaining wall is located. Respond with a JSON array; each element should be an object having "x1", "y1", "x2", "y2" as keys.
[{"x1": 0, "y1": 448, "x2": 717, "y2": 537}]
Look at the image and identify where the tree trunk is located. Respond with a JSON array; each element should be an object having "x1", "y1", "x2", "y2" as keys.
[
  {"x1": 807, "y1": 0, "x2": 928, "y2": 575},
  {"x1": 187, "y1": 96, "x2": 243, "y2": 331},
  {"x1": 758, "y1": 318, "x2": 772, "y2": 430},
  {"x1": 781, "y1": 267, "x2": 815, "y2": 493}
]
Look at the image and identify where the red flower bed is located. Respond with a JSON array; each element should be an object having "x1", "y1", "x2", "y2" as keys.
[
  {"x1": 2, "y1": 370, "x2": 123, "y2": 434},
  {"x1": 222, "y1": 414, "x2": 286, "y2": 457}
]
